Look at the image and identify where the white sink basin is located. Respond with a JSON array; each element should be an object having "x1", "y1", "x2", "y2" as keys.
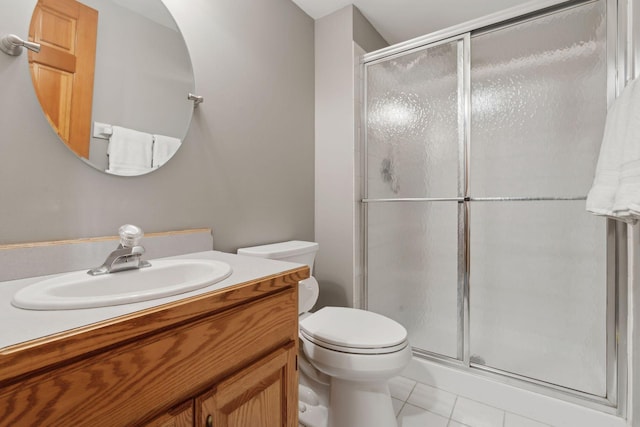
[{"x1": 12, "y1": 259, "x2": 233, "y2": 310}]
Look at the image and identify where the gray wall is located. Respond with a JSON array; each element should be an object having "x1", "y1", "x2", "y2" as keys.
[
  {"x1": 0, "y1": 0, "x2": 314, "y2": 253},
  {"x1": 314, "y1": 5, "x2": 387, "y2": 309},
  {"x1": 353, "y1": 7, "x2": 388, "y2": 53}
]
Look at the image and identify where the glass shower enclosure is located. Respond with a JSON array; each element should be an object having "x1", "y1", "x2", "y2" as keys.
[{"x1": 362, "y1": 0, "x2": 626, "y2": 411}]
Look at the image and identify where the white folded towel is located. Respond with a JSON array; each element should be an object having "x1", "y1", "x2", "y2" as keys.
[
  {"x1": 152, "y1": 134, "x2": 182, "y2": 168},
  {"x1": 107, "y1": 126, "x2": 153, "y2": 175},
  {"x1": 106, "y1": 165, "x2": 152, "y2": 176},
  {"x1": 586, "y1": 78, "x2": 640, "y2": 224}
]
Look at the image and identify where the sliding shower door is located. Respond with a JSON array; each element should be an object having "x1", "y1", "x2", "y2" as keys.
[
  {"x1": 365, "y1": 37, "x2": 466, "y2": 358},
  {"x1": 468, "y1": 0, "x2": 609, "y2": 397},
  {"x1": 363, "y1": 0, "x2": 620, "y2": 403}
]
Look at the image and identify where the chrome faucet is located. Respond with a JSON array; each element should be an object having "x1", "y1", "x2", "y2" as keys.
[{"x1": 88, "y1": 225, "x2": 152, "y2": 276}]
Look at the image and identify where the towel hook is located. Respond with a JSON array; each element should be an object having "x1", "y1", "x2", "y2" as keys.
[
  {"x1": 188, "y1": 93, "x2": 204, "y2": 108},
  {"x1": 0, "y1": 34, "x2": 41, "y2": 56}
]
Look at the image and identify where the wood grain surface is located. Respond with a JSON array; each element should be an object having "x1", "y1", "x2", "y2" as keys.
[
  {"x1": 0, "y1": 266, "x2": 307, "y2": 386},
  {"x1": 0, "y1": 287, "x2": 298, "y2": 426}
]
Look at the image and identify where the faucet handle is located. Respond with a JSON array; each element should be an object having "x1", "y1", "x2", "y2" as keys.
[{"x1": 118, "y1": 224, "x2": 144, "y2": 248}]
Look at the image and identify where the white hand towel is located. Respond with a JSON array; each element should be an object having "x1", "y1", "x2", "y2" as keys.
[
  {"x1": 106, "y1": 165, "x2": 152, "y2": 176},
  {"x1": 152, "y1": 134, "x2": 182, "y2": 168},
  {"x1": 107, "y1": 126, "x2": 153, "y2": 174},
  {"x1": 611, "y1": 79, "x2": 640, "y2": 221},
  {"x1": 586, "y1": 78, "x2": 640, "y2": 224}
]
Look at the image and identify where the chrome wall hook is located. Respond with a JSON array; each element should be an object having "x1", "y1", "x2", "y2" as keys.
[
  {"x1": 188, "y1": 93, "x2": 204, "y2": 107},
  {"x1": 0, "y1": 34, "x2": 41, "y2": 56}
]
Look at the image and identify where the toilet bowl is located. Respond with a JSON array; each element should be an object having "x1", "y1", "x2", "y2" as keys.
[
  {"x1": 300, "y1": 306, "x2": 411, "y2": 427},
  {"x1": 237, "y1": 241, "x2": 411, "y2": 427}
]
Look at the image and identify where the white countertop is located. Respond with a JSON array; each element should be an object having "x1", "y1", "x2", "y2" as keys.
[{"x1": 0, "y1": 250, "x2": 303, "y2": 350}]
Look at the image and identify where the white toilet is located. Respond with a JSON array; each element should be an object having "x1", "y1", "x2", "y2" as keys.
[{"x1": 237, "y1": 241, "x2": 411, "y2": 427}]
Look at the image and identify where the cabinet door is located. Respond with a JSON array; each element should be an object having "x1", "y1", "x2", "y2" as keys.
[
  {"x1": 197, "y1": 344, "x2": 298, "y2": 427},
  {"x1": 144, "y1": 400, "x2": 193, "y2": 427}
]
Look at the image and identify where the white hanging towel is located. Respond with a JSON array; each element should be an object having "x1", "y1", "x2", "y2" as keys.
[
  {"x1": 106, "y1": 126, "x2": 153, "y2": 176},
  {"x1": 152, "y1": 134, "x2": 182, "y2": 168},
  {"x1": 586, "y1": 78, "x2": 640, "y2": 224}
]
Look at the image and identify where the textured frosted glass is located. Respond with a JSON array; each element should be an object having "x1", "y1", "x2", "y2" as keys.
[
  {"x1": 470, "y1": 1, "x2": 607, "y2": 197},
  {"x1": 366, "y1": 41, "x2": 460, "y2": 199},
  {"x1": 469, "y1": 201, "x2": 607, "y2": 396},
  {"x1": 367, "y1": 202, "x2": 458, "y2": 357}
]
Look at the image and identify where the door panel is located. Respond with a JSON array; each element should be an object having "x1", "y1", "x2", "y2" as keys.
[
  {"x1": 197, "y1": 345, "x2": 297, "y2": 427},
  {"x1": 364, "y1": 37, "x2": 466, "y2": 358},
  {"x1": 470, "y1": 0, "x2": 607, "y2": 198},
  {"x1": 469, "y1": 201, "x2": 607, "y2": 395},
  {"x1": 30, "y1": 63, "x2": 73, "y2": 140},
  {"x1": 366, "y1": 39, "x2": 462, "y2": 200},
  {"x1": 29, "y1": 0, "x2": 98, "y2": 159},
  {"x1": 467, "y1": 0, "x2": 609, "y2": 396},
  {"x1": 367, "y1": 202, "x2": 459, "y2": 358}
]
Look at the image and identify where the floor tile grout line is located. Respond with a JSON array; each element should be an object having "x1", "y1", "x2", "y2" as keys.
[
  {"x1": 395, "y1": 379, "x2": 418, "y2": 420},
  {"x1": 449, "y1": 394, "x2": 459, "y2": 422},
  {"x1": 401, "y1": 379, "x2": 462, "y2": 421},
  {"x1": 406, "y1": 379, "x2": 548, "y2": 427},
  {"x1": 397, "y1": 401, "x2": 407, "y2": 420},
  {"x1": 405, "y1": 380, "x2": 418, "y2": 401}
]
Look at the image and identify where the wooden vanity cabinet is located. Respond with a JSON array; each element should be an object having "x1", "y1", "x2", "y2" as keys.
[
  {"x1": 147, "y1": 344, "x2": 297, "y2": 427},
  {"x1": 146, "y1": 400, "x2": 194, "y2": 427},
  {"x1": 196, "y1": 344, "x2": 297, "y2": 427},
  {"x1": 0, "y1": 267, "x2": 306, "y2": 427}
]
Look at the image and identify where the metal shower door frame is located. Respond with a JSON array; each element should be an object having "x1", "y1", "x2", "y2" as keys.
[{"x1": 360, "y1": 0, "x2": 628, "y2": 415}]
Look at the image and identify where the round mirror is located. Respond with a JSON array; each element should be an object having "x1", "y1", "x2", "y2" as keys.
[{"x1": 28, "y1": 0, "x2": 195, "y2": 176}]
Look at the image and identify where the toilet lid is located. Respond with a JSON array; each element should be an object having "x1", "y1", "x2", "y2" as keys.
[{"x1": 300, "y1": 307, "x2": 408, "y2": 354}]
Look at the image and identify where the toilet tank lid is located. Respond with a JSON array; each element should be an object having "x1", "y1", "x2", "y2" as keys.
[{"x1": 237, "y1": 240, "x2": 318, "y2": 259}]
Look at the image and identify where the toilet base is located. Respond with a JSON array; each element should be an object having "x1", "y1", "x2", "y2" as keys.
[
  {"x1": 299, "y1": 376, "x2": 397, "y2": 427},
  {"x1": 298, "y1": 342, "x2": 404, "y2": 427},
  {"x1": 299, "y1": 366, "x2": 329, "y2": 427},
  {"x1": 299, "y1": 398, "x2": 328, "y2": 427},
  {"x1": 328, "y1": 378, "x2": 397, "y2": 427}
]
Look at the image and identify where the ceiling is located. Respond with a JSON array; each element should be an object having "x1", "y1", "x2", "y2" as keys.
[{"x1": 291, "y1": 0, "x2": 541, "y2": 45}]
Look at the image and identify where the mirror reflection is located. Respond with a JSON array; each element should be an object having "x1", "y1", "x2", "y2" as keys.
[{"x1": 28, "y1": 0, "x2": 195, "y2": 176}]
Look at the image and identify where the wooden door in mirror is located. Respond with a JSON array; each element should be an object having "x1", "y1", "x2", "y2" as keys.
[{"x1": 28, "y1": 0, "x2": 97, "y2": 159}]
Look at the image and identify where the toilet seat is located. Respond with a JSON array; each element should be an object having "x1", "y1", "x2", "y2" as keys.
[
  {"x1": 300, "y1": 307, "x2": 408, "y2": 355},
  {"x1": 300, "y1": 331, "x2": 408, "y2": 354}
]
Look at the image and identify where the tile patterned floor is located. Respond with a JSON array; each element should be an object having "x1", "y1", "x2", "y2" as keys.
[{"x1": 390, "y1": 376, "x2": 551, "y2": 427}]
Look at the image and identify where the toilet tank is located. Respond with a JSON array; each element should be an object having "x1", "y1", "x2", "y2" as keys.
[{"x1": 237, "y1": 241, "x2": 319, "y2": 272}]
